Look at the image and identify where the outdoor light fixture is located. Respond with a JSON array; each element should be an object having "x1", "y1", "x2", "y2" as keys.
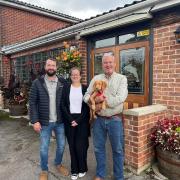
[{"x1": 174, "y1": 26, "x2": 180, "y2": 43}]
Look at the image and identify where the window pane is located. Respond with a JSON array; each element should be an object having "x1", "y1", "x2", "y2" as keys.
[
  {"x1": 95, "y1": 37, "x2": 115, "y2": 48},
  {"x1": 94, "y1": 53, "x2": 103, "y2": 75},
  {"x1": 119, "y1": 34, "x2": 136, "y2": 44},
  {"x1": 119, "y1": 29, "x2": 150, "y2": 44},
  {"x1": 42, "y1": 52, "x2": 48, "y2": 61},
  {"x1": 13, "y1": 48, "x2": 64, "y2": 84},
  {"x1": 120, "y1": 47, "x2": 145, "y2": 94},
  {"x1": 94, "y1": 51, "x2": 113, "y2": 75}
]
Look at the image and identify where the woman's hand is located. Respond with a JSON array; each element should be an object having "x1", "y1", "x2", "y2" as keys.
[{"x1": 71, "y1": 120, "x2": 78, "y2": 127}]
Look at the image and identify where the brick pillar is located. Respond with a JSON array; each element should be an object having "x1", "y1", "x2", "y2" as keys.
[
  {"x1": 123, "y1": 104, "x2": 167, "y2": 174},
  {"x1": 153, "y1": 22, "x2": 180, "y2": 117},
  {"x1": 2, "y1": 55, "x2": 11, "y2": 87},
  {"x1": 78, "y1": 39, "x2": 88, "y2": 84}
]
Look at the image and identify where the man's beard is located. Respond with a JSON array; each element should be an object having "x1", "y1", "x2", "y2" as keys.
[{"x1": 46, "y1": 70, "x2": 56, "y2": 77}]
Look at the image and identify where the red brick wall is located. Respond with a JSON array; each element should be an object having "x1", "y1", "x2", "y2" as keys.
[
  {"x1": 1, "y1": 5, "x2": 71, "y2": 45},
  {"x1": 153, "y1": 23, "x2": 180, "y2": 118},
  {"x1": 2, "y1": 56, "x2": 11, "y2": 87},
  {"x1": 78, "y1": 39, "x2": 88, "y2": 84},
  {"x1": 124, "y1": 110, "x2": 167, "y2": 173}
]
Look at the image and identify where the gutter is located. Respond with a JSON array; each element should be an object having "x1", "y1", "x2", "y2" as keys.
[
  {"x1": 2, "y1": 0, "x2": 180, "y2": 55},
  {"x1": 80, "y1": 12, "x2": 152, "y2": 36},
  {"x1": 150, "y1": 0, "x2": 180, "y2": 12},
  {"x1": 3, "y1": 31, "x2": 78, "y2": 54}
]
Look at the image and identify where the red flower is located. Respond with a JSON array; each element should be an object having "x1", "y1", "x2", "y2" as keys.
[{"x1": 150, "y1": 118, "x2": 180, "y2": 155}]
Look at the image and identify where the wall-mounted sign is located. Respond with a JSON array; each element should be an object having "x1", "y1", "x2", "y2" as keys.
[{"x1": 137, "y1": 29, "x2": 150, "y2": 37}]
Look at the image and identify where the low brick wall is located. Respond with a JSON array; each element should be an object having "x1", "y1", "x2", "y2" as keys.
[{"x1": 123, "y1": 104, "x2": 167, "y2": 174}]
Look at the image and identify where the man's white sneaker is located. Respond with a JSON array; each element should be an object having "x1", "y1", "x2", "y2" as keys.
[
  {"x1": 71, "y1": 174, "x2": 78, "y2": 180},
  {"x1": 79, "y1": 172, "x2": 86, "y2": 178}
]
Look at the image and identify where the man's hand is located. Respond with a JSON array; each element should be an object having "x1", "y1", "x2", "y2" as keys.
[
  {"x1": 71, "y1": 121, "x2": 78, "y2": 127},
  {"x1": 33, "y1": 122, "x2": 41, "y2": 133},
  {"x1": 95, "y1": 94, "x2": 106, "y2": 103}
]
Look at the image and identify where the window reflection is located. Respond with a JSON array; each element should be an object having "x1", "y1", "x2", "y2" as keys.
[
  {"x1": 119, "y1": 34, "x2": 136, "y2": 44},
  {"x1": 95, "y1": 37, "x2": 115, "y2": 48},
  {"x1": 120, "y1": 47, "x2": 145, "y2": 94}
]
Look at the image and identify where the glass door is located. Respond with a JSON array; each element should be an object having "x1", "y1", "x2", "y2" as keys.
[
  {"x1": 116, "y1": 41, "x2": 149, "y2": 106},
  {"x1": 91, "y1": 41, "x2": 150, "y2": 107}
]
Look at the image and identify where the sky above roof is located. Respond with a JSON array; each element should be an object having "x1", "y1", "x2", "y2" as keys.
[{"x1": 20, "y1": 0, "x2": 136, "y2": 19}]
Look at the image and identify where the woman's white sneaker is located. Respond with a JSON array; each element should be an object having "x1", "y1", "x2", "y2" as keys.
[
  {"x1": 78, "y1": 172, "x2": 86, "y2": 178},
  {"x1": 71, "y1": 174, "x2": 78, "y2": 180}
]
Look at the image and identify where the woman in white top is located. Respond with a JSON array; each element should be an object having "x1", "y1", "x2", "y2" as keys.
[{"x1": 61, "y1": 67, "x2": 90, "y2": 180}]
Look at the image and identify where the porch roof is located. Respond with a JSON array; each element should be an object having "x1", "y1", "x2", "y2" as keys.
[{"x1": 2, "y1": 0, "x2": 180, "y2": 55}]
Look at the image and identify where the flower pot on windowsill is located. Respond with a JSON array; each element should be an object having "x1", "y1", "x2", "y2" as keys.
[
  {"x1": 156, "y1": 147, "x2": 180, "y2": 180},
  {"x1": 9, "y1": 104, "x2": 27, "y2": 116}
]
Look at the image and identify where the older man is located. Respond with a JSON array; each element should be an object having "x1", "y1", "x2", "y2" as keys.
[
  {"x1": 84, "y1": 53, "x2": 128, "y2": 180},
  {"x1": 29, "y1": 58, "x2": 68, "y2": 180}
]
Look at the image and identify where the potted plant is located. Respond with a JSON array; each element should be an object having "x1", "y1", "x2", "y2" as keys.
[
  {"x1": 56, "y1": 41, "x2": 81, "y2": 79},
  {"x1": 8, "y1": 87, "x2": 28, "y2": 116},
  {"x1": 150, "y1": 118, "x2": 180, "y2": 180},
  {"x1": 1, "y1": 86, "x2": 12, "y2": 109}
]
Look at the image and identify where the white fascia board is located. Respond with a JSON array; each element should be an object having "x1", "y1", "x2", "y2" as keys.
[
  {"x1": 2, "y1": 31, "x2": 77, "y2": 54},
  {"x1": 80, "y1": 12, "x2": 152, "y2": 36},
  {"x1": 1, "y1": 27, "x2": 77, "y2": 54},
  {"x1": 0, "y1": 0, "x2": 79, "y2": 23},
  {"x1": 151, "y1": 0, "x2": 180, "y2": 12}
]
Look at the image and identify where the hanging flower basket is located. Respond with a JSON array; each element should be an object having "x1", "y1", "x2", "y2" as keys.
[{"x1": 56, "y1": 41, "x2": 81, "y2": 78}]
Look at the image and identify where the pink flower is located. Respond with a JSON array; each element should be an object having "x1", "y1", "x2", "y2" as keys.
[{"x1": 150, "y1": 118, "x2": 180, "y2": 155}]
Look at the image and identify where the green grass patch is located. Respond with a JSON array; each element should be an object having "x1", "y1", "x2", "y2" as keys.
[{"x1": 0, "y1": 110, "x2": 16, "y2": 121}]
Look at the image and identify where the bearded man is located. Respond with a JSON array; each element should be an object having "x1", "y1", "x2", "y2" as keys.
[{"x1": 29, "y1": 58, "x2": 69, "y2": 180}]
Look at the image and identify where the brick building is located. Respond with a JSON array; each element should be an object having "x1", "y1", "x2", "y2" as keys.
[
  {"x1": 0, "y1": 0, "x2": 80, "y2": 80},
  {"x1": 1, "y1": 0, "x2": 180, "y2": 174}
]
